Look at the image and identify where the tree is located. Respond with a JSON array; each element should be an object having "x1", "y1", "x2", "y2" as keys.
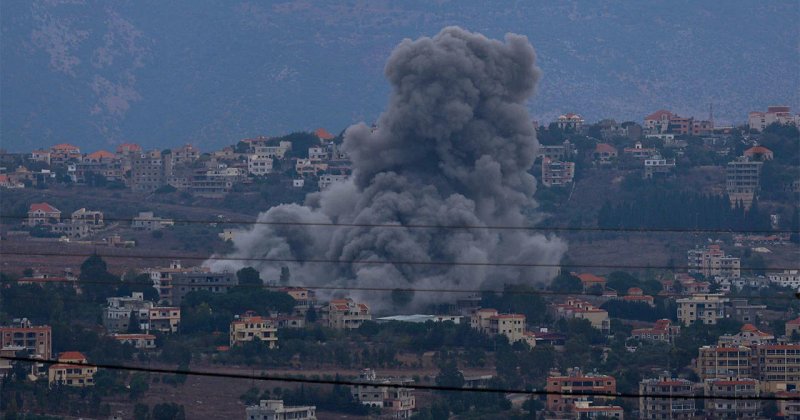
[
  {"x1": 549, "y1": 272, "x2": 582, "y2": 293},
  {"x1": 240, "y1": 387, "x2": 261, "y2": 405},
  {"x1": 134, "y1": 403, "x2": 150, "y2": 420},
  {"x1": 128, "y1": 311, "x2": 142, "y2": 333},
  {"x1": 435, "y1": 358, "x2": 465, "y2": 388},
  {"x1": 79, "y1": 254, "x2": 120, "y2": 302},
  {"x1": 152, "y1": 403, "x2": 185, "y2": 420},
  {"x1": 236, "y1": 267, "x2": 262, "y2": 286},
  {"x1": 129, "y1": 373, "x2": 149, "y2": 400}
]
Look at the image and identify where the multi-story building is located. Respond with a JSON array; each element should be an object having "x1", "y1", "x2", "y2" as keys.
[
  {"x1": 631, "y1": 319, "x2": 680, "y2": 344},
  {"x1": 131, "y1": 150, "x2": 166, "y2": 192},
  {"x1": 726, "y1": 156, "x2": 762, "y2": 209},
  {"x1": 112, "y1": 333, "x2": 157, "y2": 349},
  {"x1": 279, "y1": 287, "x2": 317, "y2": 316},
  {"x1": 26, "y1": 202, "x2": 61, "y2": 226},
  {"x1": 703, "y1": 378, "x2": 760, "y2": 418},
  {"x1": 643, "y1": 156, "x2": 675, "y2": 179},
  {"x1": 536, "y1": 140, "x2": 574, "y2": 162},
  {"x1": 768, "y1": 269, "x2": 800, "y2": 290},
  {"x1": 322, "y1": 298, "x2": 371, "y2": 329},
  {"x1": 48, "y1": 351, "x2": 96, "y2": 387},
  {"x1": 49, "y1": 143, "x2": 81, "y2": 165},
  {"x1": 747, "y1": 106, "x2": 799, "y2": 132},
  {"x1": 246, "y1": 400, "x2": 316, "y2": 420},
  {"x1": 696, "y1": 345, "x2": 753, "y2": 380},
  {"x1": 726, "y1": 298, "x2": 767, "y2": 324},
  {"x1": 676, "y1": 293, "x2": 729, "y2": 326},
  {"x1": 555, "y1": 113, "x2": 584, "y2": 131},
  {"x1": 132, "y1": 211, "x2": 175, "y2": 231},
  {"x1": 545, "y1": 368, "x2": 618, "y2": 414},
  {"x1": 541, "y1": 158, "x2": 575, "y2": 187},
  {"x1": 230, "y1": 313, "x2": 278, "y2": 349},
  {"x1": 308, "y1": 146, "x2": 329, "y2": 160},
  {"x1": 638, "y1": 374, "x2": 696, "y2": 419},
  {"x1": 247, "y1": 153, "x2": 273, "y2": 176},
  {"x1": 571, "y1": 400, "x2": 624, "y2": 419},
  {"x1": 718, "y1": 324, "x2": 774, "y2": 347},
  {"x1": 171, "y1": 144, "x2": 200, "y2": 165},
  {"x1": 643, "y1": 110, "x2": 713, "y2": 135},
  {"x1": 623, "y1": 142, "x2": 657, "y2": 159},
  {"x1": 470, "y1": 309, "x2": 533, "y2": 346},
  {"x1": 776, "y1": 390, "x2": 800, "y2": 418},
  {"x1": 318, "y1": 173, "x2": 348, "y2": 189},
  {"x1": 351, "y1": 369, "x2": 415, "y2": 419},
  {"x1": 145, "y1": 260, "x2": 195, "y2": 303},
  {"x1": 752, "y1": 343, "x2": 800, "y2": 393},
  {"x1": 550, "y1": 299, "x2": 611, "y2": 333},
  {"x1": 51, "y1": 207, "x2": 105, "y2": 238},
  {"x1": 687, "y1": 245, "x2": 741, "y2": 279},
  {"x1": 169, "y1": 270, "x2": 237, "y2": 306},
  {"x1": 103, "y1": 293, "x2": 180, "y2": 333},
  {"x1": 0, "y1": 319, "x2": 52, "y2": 360}
]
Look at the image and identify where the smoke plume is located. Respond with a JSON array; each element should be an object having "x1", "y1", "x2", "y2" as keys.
[{"x1": 213, "y1": 27, "x2": 567, "y2": 309}]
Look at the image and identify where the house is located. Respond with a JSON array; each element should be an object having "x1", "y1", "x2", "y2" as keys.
[
  {"x1": 718, "y1": 324, "x2": 774, "y2": 347},
  {"x1": 169, "y1": 270, "x2": 237, "y2": 305},
  {"x1": 622, "y1": 142, "x2": 657, "y2": 159},
  {"x1": 743, "y1": 145, "x2": 774, "y2": 161},
  {"x1": 116, "y1": 143, "x2": 142, "y2": 155},
  {"x1": 676, "y1": 293, "x2": 729, "y2": 326},
  {"x1": 785, "y1": 317, "x2": 800, "y2": 338},
  {"x1": 246, "y1": 400, "x2": 316, "y2": 420},
  {"x1": 103, "y1": 292, "x2": 180, "y2": 333},
  {"x1": 131, "y1": 150, "x2": 167, "y2": 192},
  {"x1": 0, "y1": 174, "x2": 24, "y2": 189},
  {"x1": 279, "y1": 287, "x2": 317, "y2": 316},
  {"x1": 555, "y1": 113, "x2": 584, "y2": 131},
  {"x1": 318, "y1": 173, "x2": 348, "y2": 189},
  {"x1": 49, "y1": 143, "x2": 81, "y2": 165},
  {"x1": 747, "y1": 106, "x2": 799, "y2": 132},
  {"x1": 132, "y1": 211, "x2": 174, "y2": 230},
  {"x1": 112, "y1": 333, "x2": 156, "y2": 349},
  {"x1": 776, "y1": 390, "x2": 800, "y2": 418},
  {"x1": 545, "y1": 368, "x2": 618, "y2": 414},
  {"x1": 48, "y1": 351, "x2": 96, "y2": 387},
  {"x1": 83, "y1": 150, "x2": 115, "y2": 164},
  {"x1": 145, "y1": 260, "x2": 196, "y2": 303},
  {"x1": 308, "y1": 146, "x2": 329, "y2": 160},
  {"x1": 593, "y1": 143, "x2": 618, "y2": 164},
  {"x1": 631, "y1": 319, "x2": 680, "y2": 344},
  {"x1": 26, "y1": 202, "x2": 61, "y2": 226},
  {"x1": 574, "y1": 273, "x2": 607, "y2": 292},
  {"x1": 621, "y1": 287, "x2": 655, "y2": 307},
  {"x1": 541, "y1": 158, "x2": 575, "y2": 187},
  {"x1": 643, "y1": 156, "x2": 675, "y2": 179},
  {"x1": 321, "y1": 298, "x2": 371, "y2": 329},
  {"x1": 643, "y1": 110, "x2": 713, "y2": 135},
  {"x1": 695, "y1": 345, "x2": 752, "y2": 380},
  {"x1": 768, "y1": 270, "x2": 800, "y2": 289},
  {"x1": 643, "y1": 110, "x2": 674, "y2": 134},
  {"x1": 31, "y1": 150, "x2": 51, "y2": 165},
  {"x1": 550, "y1": 299, "x2": 610, "y2": 333},
  {"x1": 704, "y1": 378, "x2": 760, "y2": 418},
  {"x1": 0, "y1": 318, "x2": 52, "y2": 360},
  {"x1": 247, "y1": 153, "x2": 273, "y2": 176},
  {"x1": 470, "y1": 309, "x2": 532, "y2": 346},
  {"x1": 639, "y1": 374, "x2": 696, "y2": 419},
  {"x1": 229, "y1": 313, "x2": 278, "y2": 349},
  {"x1": 351, "y1": 369, "x2": 415, "y2": 419},
  {"x1": 726, "y1": 298, "x2": 766, "y2": 324}
]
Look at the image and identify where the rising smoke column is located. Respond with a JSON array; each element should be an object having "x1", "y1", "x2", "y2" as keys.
[{"x1": 213, "y1": 27, "x2": 567, "y2": 309}]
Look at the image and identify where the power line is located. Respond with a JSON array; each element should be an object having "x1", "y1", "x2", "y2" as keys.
[
  {"x1": 5, "y1": 276, "x2": 799, "y2": 302},
  {"x1": 2, "y1": 355, "x2": 795, "y2": 401},
  {"x1": 1, "y1": 213, "x2": 794, "y2": 235},
  {"x1": 2, "y1": 249, "x2": 797, "y2": 273}
]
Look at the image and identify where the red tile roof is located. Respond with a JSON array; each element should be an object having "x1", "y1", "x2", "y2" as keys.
[
  {"x1": 594, "y1": 143, "x2": 617, "y2": 154},
  {"x1": 577, "y1": 273, "x2": 606, "y2": 284},
  {"x1": 86, "y1": 150, "x2": 115, "y2": 160},
  {"x1": 786, "y1": 317, "x2": 800, "y2": 325},
  {"x1": 744, "y1": 145, "x2": 773, "y2": 155},
  {"x1": 29, "y1": 202, "x2": 60, "y2": 213},
  {"x1": 315, "y1": 128, "x2": 335, "y2": 140},
  {"x1": 116, "y1": 143, "x2": 142, "y2": 153},
  {"x1": 645, "y1": 110, "x2": 673, "y2": 120},
  {"x1": 51, "y1": 143, "x2": 80, "y2": 151},
  {"x1": 58, "y1": 351, "x2": 87, "y2": 361}
]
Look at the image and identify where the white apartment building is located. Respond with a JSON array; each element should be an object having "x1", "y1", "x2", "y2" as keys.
[
  {"x1": 246, "y1": 400, "x2": 316, "y2": 420},
  {"x1": 748, "y1": 106, "x2": 799, "y2": 132},
  {"x1": 247, "y1": 154, "x2": 273, "y2": 176},
  {"x1": 768, "y1": 270, "x2": 800, "y2": 289},
  {"x1": 687, "y1": 245, "x2": 741, "y2": 279},
  {"x1": 351, "y1": 369, "x2": 415, "y2": 419},
  {"x1": 676, "y1": 294, "x2": 729, "y2": 326}
]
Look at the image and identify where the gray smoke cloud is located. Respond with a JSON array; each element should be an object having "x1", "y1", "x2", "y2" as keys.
[{"x1": 212, "y1": 27, "x2": 567, "y2": 309}]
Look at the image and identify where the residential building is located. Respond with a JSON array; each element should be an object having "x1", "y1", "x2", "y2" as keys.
[
  {"x1": 144, "y1": 306, "x2": 181, "y2": 333},
  {"x1": 230, "y1": 313, "x2": 278, "y2": 349},
  {"x1": 31, "y1": 149, "x2": 51, "y2": 165},
  {"x1": 545, "y1": 368, "x2": 617, "y2": 413},
  {"x1": 747, "y1": 106, "x2": 799, "y2": 132},
  {"x1": 0, "y1": 319, "x2": 52, "y2": 360},
  {"x1": 376, "y1": 315, "x2": 463, "y2": 324},
  {"x1": 593, "y1": 143, "x2": 618, "y2": 165},
  {"x1": 718, "y1": 324, "x2": 774, "y2": 347},
  {"x1": 318, "y1": 173, "x2": 348, "y2": 189},
  {"x1": 279, "y1": 287, "x2": 317, "y2": 316},
  {"x1": 623, "y1": 142, "x2": 657, "y2": 159},
  {"x1": 169, "y1": 270, "x2": 237, "y2": 306},
  {"x1": 112, "y1": 333, "x2": 157, "y2": 349},
  {"x1": 308, "y1": 146, "x2": 329, "y2": 160},
  {"x1": 768, "y1": 270, "x2": 800, "y2": 290},
  {"x1": 247, "y1": 153, "x2": 274, "y2": 176},
  {"x1": 48, "y1": 351, "x2": 96, "y2": 387},
  {"x1": 726, "y1": 156, "x2": 762, "y2": 209},
  {"x1": 687, "y1": 245, "x2": 741, "y2": 279},
  {"x1": 26, "y1": 202, "x2": 61, "y2": 226},
  {"x1": 103, "y1": 293, "x2": 180, "y2": 333},
  {"x1": 752, "y1": 343, "x2": 800, "y2": 392},
  {"x1": 322, "y1": 298, "x2": 371, "y2": 329},
  {"x1": 351, "y1": 369, "x2": 415, "y2": 419},
  {"x1": 776, "y1": 390, "x2": 800, "y2": 418},
  {"x1": 541, "y1": 158, "x2": 575, "y2": 187},
  {"x1": 49, "y1": 143, "x2": 81, "y2": 165},
  {"x1": 470, "y1": 309, "x2": 532, "y2": 346},
  {"x1": 703, "y1": 378, "x2": 760, "y2": 419},
  {"x1": 574, "y1": 273, "x2": 607, "y2": 292},
  {"x1": 555, "y1": 113, "x2": 584, "y2": 131},
  {"x1": 295, "y1": 158, "x2": 328, "y2": 176},
  {"x1": 171, "y1": 144, "x2": 200, "y2": 165},
  {"x1": 621, "y1": 287, "x2": 655, "y2": 307},
  {"x1": 550, "y1": 299, "x2": 611, "y2": 333},
  {"x1": 571, "y1": 400, "x2": 623, "y2": 419},
  {"x1": 643, "y1": 110, "x2": 713, "y2": 135},
  {"x1": 132, "y1": 211, "x2": 175, "y2": 230},
  {"x1": 631, "y1": 319, "x2": 680, "y2": 344},
  {"x1": 727, "y1": 298, "x2": 767, "y2": 324},
  {"x1": 743, "y1": 145, "x2": 774, "y2": 161},
  {"x1": 638, "y1": 374, "x2": 696, "y2": 419},
  {"x1": 537, "y1": 140, "x2": 574, "y2": 161},
  {"x1": 643, "y1": 156, "x2": 675, "y2": 179},
  {"x1": 51, "y1": 207, "x2": 105, "y2": 238},
  {"x1": 131, "y1": 150, "x2": 166, "y2": 192},
  {"x1": 245, "y1": 400, "x2": 316, "y2": 420},
  {"x1": 676, "y1": 293, "x2": 729, "y2": 326},
  {"x1": 315, "y1": 127, "x2": 335, "y2": 141},
  {"x1": 696, "y1": 345, "x2": 753, "y2": 380}
]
